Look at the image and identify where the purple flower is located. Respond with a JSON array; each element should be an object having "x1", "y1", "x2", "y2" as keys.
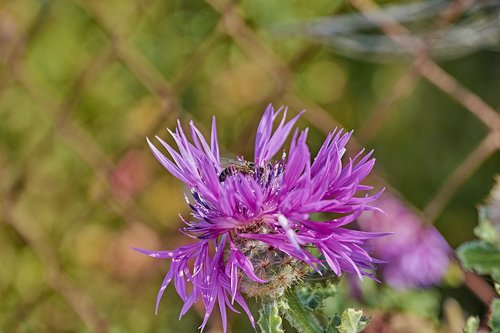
[
  {"x1": 136, "y1": 104, "x2": 383, "y2": 331},
  {"x1": 358, "y1": 194, "x2": 451, "y2": 289}
]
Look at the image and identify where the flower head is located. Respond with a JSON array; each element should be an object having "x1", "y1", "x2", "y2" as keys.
[
  {"x1": 358, "y1": 194, "x2": 451, "y2": 289},
  {"x1": 136, "y1": 104, "x2": 383, "y2": 331}
]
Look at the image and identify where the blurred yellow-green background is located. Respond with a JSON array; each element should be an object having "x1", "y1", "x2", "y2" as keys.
[{"x1": 1, "y1": 0, "x2": 499, "y2": 332}]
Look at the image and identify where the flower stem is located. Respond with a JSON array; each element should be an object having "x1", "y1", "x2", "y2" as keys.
[
  {"x1": 281, "y1": 287, "x2": 326, "y2": 333},
  {"x1": 258, "y1": 299, "x2": 285, "y2": 333}
]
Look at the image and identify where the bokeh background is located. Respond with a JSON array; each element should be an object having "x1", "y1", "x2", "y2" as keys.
[{"x1": 0, "y1": 0, "x2": 499, "y2": 332}]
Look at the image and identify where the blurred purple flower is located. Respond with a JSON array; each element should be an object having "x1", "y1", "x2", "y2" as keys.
[
  {"x1": 135, "y1": 104, "x2": 383, "y2": 331},
  {"x1": 358, "y1": 194, "x2": 451, "y2": 289}
]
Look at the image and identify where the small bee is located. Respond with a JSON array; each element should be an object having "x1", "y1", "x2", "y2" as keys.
[{"x1": 218, "y1": 159, "x2": 263, "y2": 182}]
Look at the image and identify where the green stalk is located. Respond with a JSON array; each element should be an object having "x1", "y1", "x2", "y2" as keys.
[
  {"x1": 281, "y1": 288, "x2": 325, "y2": 333},
  {"x1": 258, "y1": 299, "x2": 285, "y2": 333}
]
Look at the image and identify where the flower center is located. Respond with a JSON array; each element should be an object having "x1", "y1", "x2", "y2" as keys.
[{"x1": 234, "y1": 237, "x2": 310, "y2": 299}]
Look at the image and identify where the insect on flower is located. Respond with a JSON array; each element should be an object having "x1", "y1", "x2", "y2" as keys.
[
  {"x1": 135, "y1": 104, "x2": 385, "y2": 332},
  {"x1": 218, "y1": 158, "x2": 264, "y2": 182}
]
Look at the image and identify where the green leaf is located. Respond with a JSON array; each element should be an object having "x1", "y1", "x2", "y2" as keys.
[
  {"x1": 456, "y1": 241, "x2": 500, "y2": 277},
  {"x1": 258, "y1": 300, "x2": 285, "y2": 333},
  {"x1": 493, "y1": 272, "x2": 500, "y2": 285},
  {"x1": 336, "y1": 308, "x2": 370, "y2": 333},
  {"x1": 326, "y1": 314, "x2": 342, "y2": 333},
  {"x1": 281, "y1": 287, "x2": 326, "y2": 333},
  {"x1": 297, "y1": 285, "x2": 324, "y2": 311},
  {"x1": 475, "y1": 207, "x2": 499, "y2": 245},
  {"x1": 463, "y1": 316, "x2": 479, "y2": 333},
  {"x1": 490, "y1": 299, "x2": 500, "y2": 333},
  {"x1": 297, "y1": 281, "x2": 337, "y2": 310}
]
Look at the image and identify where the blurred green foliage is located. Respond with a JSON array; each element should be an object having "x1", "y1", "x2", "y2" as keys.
[
  {"x1": 457, "y1": 192, "x2": 500, "y2": 333},
  {"x1": 0, "y1": 0, "x2": 499, "y2": 332}
]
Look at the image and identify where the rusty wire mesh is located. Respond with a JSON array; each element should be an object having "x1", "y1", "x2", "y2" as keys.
[{"x1": 0, "y1": 0, "x2": 499, "y2": 332}]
